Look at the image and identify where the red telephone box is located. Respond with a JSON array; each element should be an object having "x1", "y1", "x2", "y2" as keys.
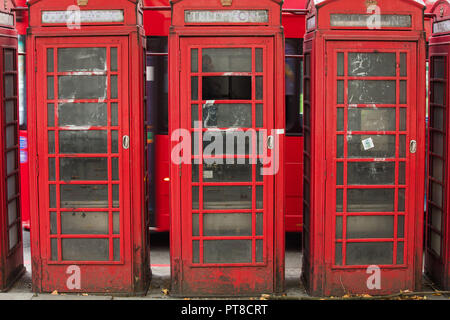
[
  {"x1": 27, "y1": 0, "x2": 150, "y2": 294},
  {"x1": 0, "y1": 1, "x2": 24, "y2": 292},
  {"x1": 425, "y1": 0, "x2": 450, "y2": 291},
  {"x1": 169, "y1": 0, "x2": 285, "y2": 296},
  {"x1": 303, "y1": 0, "x2": 426, "y2": 296}
]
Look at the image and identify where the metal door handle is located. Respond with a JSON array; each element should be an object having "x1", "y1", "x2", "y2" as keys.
[
  {"x1": 123, "y1": 135, "x2": 130, "y2": 150},
  {"x1": 267, "y1": 135, "x2": 274, "y2": 150},
  {"x1": 410, "y1": 140, "x2": 417, "y2": 154}
]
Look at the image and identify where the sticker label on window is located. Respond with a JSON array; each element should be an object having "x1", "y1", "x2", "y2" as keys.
[{"x1": 362, "y1": 137, "x2": 375, "y2": 150}]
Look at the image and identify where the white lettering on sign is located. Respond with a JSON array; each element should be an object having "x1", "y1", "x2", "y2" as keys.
[
  {"x1": 0, "y1": 12, "x2": 14, "y2": 26},
  {"x1": 185, "y1": 10, "x2": 269, "y2": 24},
  {"x1": 42, "y1": 10, "x2": 124, "y2": 24},
  {"x1": 433, "y1": 19, "x2": 450, "y2": 34},
  {"x1": 330, "y1": 14, "x2": 411, "y2": 28}
]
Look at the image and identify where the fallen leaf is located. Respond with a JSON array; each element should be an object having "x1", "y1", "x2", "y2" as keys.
[
  {"x1": 82, "y1": 293, "x2": 88, "y2": 296},
  {"x1": 51, "y1": 290, "x2": 58, "y2": 295},
  {"x1": 161, "y1": 288, "x2": 169, "y2": 295}
]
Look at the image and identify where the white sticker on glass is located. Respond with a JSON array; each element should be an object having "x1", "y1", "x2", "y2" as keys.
[{"x1": 362, "y1": 137, "x2": 375, "y2": 150}]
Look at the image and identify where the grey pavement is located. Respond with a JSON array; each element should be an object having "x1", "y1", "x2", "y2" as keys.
[{"x1": 1, "y1": 231, "x2": 448, "y2": 300}]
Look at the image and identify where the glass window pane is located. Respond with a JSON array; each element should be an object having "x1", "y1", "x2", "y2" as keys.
[
  {"x1": 348, "y1": 135, "x2": 396, "y2": 158},
  {"x1": 47, "y1": 48, "x2": 54, "y2": 72},
  {"x1": 112, "y1": 158, "x2": 119, "y2": 181},
  {"x1": 399, "y1": 162, "x2": 406, "y2": 185},
  {"x1": 398, "y1": 215, "x2": 405, "y2": 238},
  {"x1": 49, "y1": 158, "x2": 55, "y2": 181},
  {"x1": 111, "y1": 130, "x2": 118, "y2": 154},
  {"x1": 400, "y1": 108, "x2": 407, "y2": 131},
  {"x1": 431, "y1": 182, "x2": 443, "y2": 207},
  {"x1": 337, "y1": 52, "x2": 344, "y2": 76},
  {"x1": 5, "y1": 100, "x2": 15, "y2": 124},
  {"x1": 191, "y1": 76, "x2": 198, "y2": 100},
  {"x1": 256, "y1": 213, "x2": 263, "y2": 236},
  {"x1": 346, "y1": 215, "x2": 394, "y2": 239},
  {"x1": 348, "y1": 108, "x2": 396, "y2": 131},
  {"x1": 113, "y1": 212, "x2": 120, "y2": 234},
  {"x1": 346, "y1": 242, "x2": 393, "y2": 265},
  {"x1": 203, "y1": 76, "x2": 252, "y2": 100},
  {"x1": 400, "y1": 81, "x2": 407, "y2": 104},
  {"x1": 60, "y1": 158, "x2": 108, "y2": 181},
  {"x1": 256, "y1": 104, "x2": 263, "y2": 128},
  {"x1": 51, "y1": 238, "x2": 58, "y2": 260},
  {"x1": 6, "y1": 125, "x2": 16, "y2": 148},
  {"x1": 191, "y1": 104, "x2": 198, "y2": 128},
  {"x1": 47, "y1": 104, "x2": 55, "y2": 127},
  {"x1": 347, "y1": 162, "x2": 396, "y2": 185},
  {"x1": 200, "y1": 162, "x2": 252, "y2": 182},
  {"x1": 192, "y1": 214, "x2": 199, "y2": 236},
  {"x1": 4, "y1": 49, "x2": 14, "y2": 72},
  {"x1": 432, "y1": 106, "x2": 444, "y2": 131},
  {"x1": 203, "y1": 240, "x2": 252, "y2": 264},
  {"x1": 49, "y1": 184, "x2": 56, "y2": 208},
  {"x1": 61, "y1": 238, "x2": 109, "y2": 261},
  {"x1": 336, "y1": 216, "x2": 343, "y2": 239},
  {"x1": 397, "y1": 242, "x2": 404, "y2": 264},
  {"x1": 7, "y1": 200, "x2": 17, "y2": 225},
  {"x1": 430, "y1": 207, "x2": 442, "y2": 231},
  {"x1": 48, "y1": 131, "x2": 55, "y2": 154},
  {"x1": 58, "y1": 103, "x2": 107, "y2": 127},
  {"x1": 347, "y1": 188, "x2": 395, "y2": 212},
  {"x1": 430, "y1": 231, "x2": 441, "y2": 256},
  {"x1": 50, "y1": 211, "x2": 57, "y2": 234},
  {"x1": 113, "y1": 185, "x2": 119, "y2": 208},
  {"x1": 203, "y1": 186, "x2": 252, "y2": 210},
  {"x1": 202, "y1": 48, "x2": 252, "y2": 73},
  {"x1": 337, "y1": 135, "x2": 344, "y2": 158},
  {"x1": 256, "y1": 185, "x2": 263, "y2": 209},
  {"x1": 113, "y1": 239, "x2": 120, "y2": 261},
  {"x1": 6, "y1": 150, "x2": 16, "y2": 174},
  {"x1": 337, "y1": 108, "x2": 344, "y2": 131},
  {"x1": 337, "y1": 80, "x2": 344, "y2": 104},
  {"x1": 335, "y1": 243, "x2": 342, "y2": 265},
  {"x1": 61, "y1": 212, "x2": 109, "y2": 234},
  {"x1": 398, "y1": 189, "x2": 405, "y2": 212},
  {"x1": 348, "y1": 80, "x2": 396, "y2": 104},
  {"x1": 7, "y1": 175, "x2": 16, "y2": 200},
  {"x1": 348, "y1": 53, "x2": 396, "y2": 77},
  {"x1": 111, "y1": 103, "x2": 118, "y2": 126},
  {"x1": 191, "y1": 48, "x2": 198, "y2": 73},
  {"x1": 8, "y1": 224, "x2": 18, "y2": 250},
  {"x1": 432, "y1": 82, "x2": 445, "y2": 105},
  {"x1": 59, "y1": 131, "x2": 107, "y2": 154},
  {"x1": 202, "y1": 103, "x2": 252, "y2": 128},
  {"x1": 336, "y1": 162, "x2": 343, "y2": 185},
  {"x1": 192, "y1": 240, "x2": 200, "y2": 263},
  {"x1": 47, "y1": 76, "x2": 54, "y2": 99},
  {"x1": 110, "y1": 48, "x2": 118, "y2": 72},
  {"x1": 4, "y1": 75, "x2": 15, "y2": 98},
  {"x1": 60, "y1": 184, "x2": 108, "y2": 208},
  {"x1": 203, "y1": 213, "x2": 252, "y2": 236},
  {"x1": 256, "y1": 76, "x2": 263, "y2": 100},
  {"x1": 256, "y1": 240, "x2": 263, "y2": 263},
  {"x1": 192, "y1": 186, "x2": 199, "y2": 210},
  {"x1": 336, "y1": 189, "x2": 343, "y2": 212},
  {"x1": 58, "y1": 76, "x2": 107, "y2": 100},
  {"x1": 433, "y1": 57, "x2": 446, "y2": 79},
  {"x1": 111, "y1": 75, "x2": 118, "y2": 99},
  {"x1": 400, "y1": 53, "x2": 407, "y2": 77},
  {"x1": 432, "y1": 132, "x2": 444, "y2": 156},
  {"x1": 58, "y1": 48, "x2": 107, "y2": 72},
  {"x1": 255, "y1": 48, "x2": 263, "y2": 73}
]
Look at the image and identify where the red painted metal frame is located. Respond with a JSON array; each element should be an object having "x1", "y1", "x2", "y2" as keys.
[
  {"x1": 27, "y1": 0, "x2": 150, "y2": 294},
  {"x1": 303, "y1": 0, "x2": 426, "y2": 296},
  {"x1": 145, "y1": 0, "x2": 305, "y2": 233},
  {"x1": 425, "y1": 0, "x2": 450, "y2": 291},
  {"x1": 169, "y1": 0, "x2": 285, "y2": 296},
  {"x1": 0, "y1": 0, "x2": 24, "y2": 292}
]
